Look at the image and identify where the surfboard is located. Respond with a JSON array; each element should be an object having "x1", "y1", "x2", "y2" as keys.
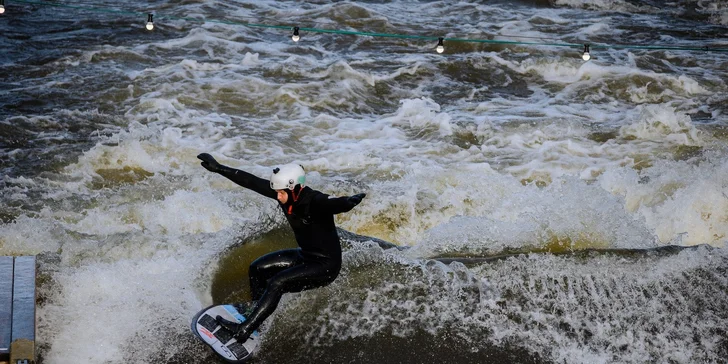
[{"x1": 191, "y1": 304, "x2": 260, "y2": 363}]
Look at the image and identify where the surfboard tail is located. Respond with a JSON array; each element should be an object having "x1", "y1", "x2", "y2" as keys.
[{"x1": 191, "y1": 304, "x2": 260, "y2": 363}]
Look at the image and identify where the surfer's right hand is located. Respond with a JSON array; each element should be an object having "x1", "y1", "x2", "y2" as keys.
[{"x1": 197, "y1": 153, "x2": 222, "y2": 173}]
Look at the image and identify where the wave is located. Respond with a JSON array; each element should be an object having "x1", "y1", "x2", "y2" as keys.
[
  {"x1": 552, "y1": 0, "x2": 728, "y2": 26},
  {"x1": 195, "y1": 233, "x2": 728, "y2": 364}
]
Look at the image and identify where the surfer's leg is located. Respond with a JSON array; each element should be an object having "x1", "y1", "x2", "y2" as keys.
[
  {"x1": 230, "y1": 261, "x2": 339, "y2": 341},
  {"x1": 248, "y1": 248, "x2": 303, "y2": 301},
  {"x1": 216, "y1": 249, "x2": 305, "y2": 335}
]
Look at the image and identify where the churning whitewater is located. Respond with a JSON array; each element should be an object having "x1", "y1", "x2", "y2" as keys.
[{"x1": 1, "y1": 1, "x2": 727, "y2": 363}]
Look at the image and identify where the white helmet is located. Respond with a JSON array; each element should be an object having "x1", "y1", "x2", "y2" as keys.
[{"x1": 270, "y1": 163, "x2": 306, "y2": 190}]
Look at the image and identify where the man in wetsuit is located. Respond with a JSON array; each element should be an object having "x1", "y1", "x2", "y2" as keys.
[{"x1": 197, "y1": 153, "x2": 366, "y2": 343}]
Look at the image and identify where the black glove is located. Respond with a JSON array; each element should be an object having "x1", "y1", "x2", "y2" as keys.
[
  {"x1": 347, "y1": 193, "x2": 366, "y2": 207},
  {"x1": 197, "y1": 153, "x2": 222, "y2": 173}
]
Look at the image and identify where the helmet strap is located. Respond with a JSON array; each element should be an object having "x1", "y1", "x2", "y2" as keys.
[{"x1": 286, "y1": 185, "x2": 303, "y2": 215}]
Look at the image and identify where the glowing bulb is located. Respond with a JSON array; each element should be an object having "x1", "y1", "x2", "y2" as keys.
[
  {"x1": 292, "y1": 26, "x2": 300, "y2": 42},
  {"x1": 436, "y1": 37, "x2": 444, "y2": 54},
  {"x1": 146, "y1": 14, "x2": 154, "y2": 31},
  {"x1": 582, "y1": 44, "x2": 591, "y2": 61},
  {"x1": 0, "y1": 1, "x2": 5, "y2": 15}
]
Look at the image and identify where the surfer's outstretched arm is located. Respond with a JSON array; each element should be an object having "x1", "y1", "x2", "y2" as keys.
[
  {"x1": 314, "y1": 193, "x2": 366, "y2": 214},
  {"x1": 197, "y1": 153, "x2": 277, "y2": 199}
]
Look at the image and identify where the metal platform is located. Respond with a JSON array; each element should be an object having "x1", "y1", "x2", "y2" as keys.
[{"x1": 0, "y1": 256, "x2": 36, "y2": 364}]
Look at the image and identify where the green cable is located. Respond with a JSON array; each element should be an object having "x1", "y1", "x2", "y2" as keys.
[{"x1": 9, "y1": 0, "x2": 728, "y2": 53}]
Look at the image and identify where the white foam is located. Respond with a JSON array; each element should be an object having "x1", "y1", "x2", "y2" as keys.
[
  {"x1": 600, "y1": 154, "x2": 728, "y2": 246},
  {"x1": 407, "y1": 175, "x2": 657, "y2": 257},
  {"x1": 509, "y1": 56, "x2": 709, "y2": 100},
  {"x1": 690, "y1": 0, "x2": 728, "y2": 25},
  {"x1": 554, "y1": 0, "x2": 658, "y2": 12},
  {"x1": 282, "y1": 244, "x2": 728, "y2": 363},
  {"x1": 27, "y1": 185, "x2": 271, "y2": 362},
  {"x1": 619, "y1": 104, "x2": 701, "y2": 145},
  {"x1": 70, "y1": 189, "x2": 248, "y2": 236},
  {"x1": 380, "y1": 98, "x2": 453, "y2": 136},
  {"x1": 40, "y1": 252, "x2": 212, "y2": 363},
  {"x1": 0, "y1": 212, "x2": 63, "y2": 255}
]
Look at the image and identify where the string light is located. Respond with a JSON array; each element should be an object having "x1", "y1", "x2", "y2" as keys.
[
  {"x1": 146, "y1": 13, "x2": 154, "y2": 31},
  {"x1": 8, "y1": 0, "x2": 728, "y2": 57},
  {"x1": 436, "y1": 37, "x2": 444, "y2": 54},
  {"x1": 0, "y1": 0, "x2": 5, "y2": 15},
  {"x1": 292, "y1": 26, "x2": 300, "y2": 42}
]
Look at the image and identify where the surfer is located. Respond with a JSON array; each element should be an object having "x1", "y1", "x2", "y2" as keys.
[{"x1": 197, "y1": 153, "x2": 366, "y2": 343}]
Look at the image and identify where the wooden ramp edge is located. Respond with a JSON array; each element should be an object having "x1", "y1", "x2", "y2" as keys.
[{"x1": 0, "y1": 256, "x2": 37, "y2": 364}]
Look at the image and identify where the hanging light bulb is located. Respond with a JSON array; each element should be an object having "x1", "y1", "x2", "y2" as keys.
[
  {"x1": 436, "y1": 37, "x2": 445, "y2": 54},
  {"x1": 582, "y1": 44, "x2": 591, "y2": 61},
  {"x1": 0, "y1": 0, "x2": 6, "y2": 15},
  {"x1": 146, "y1": 14, "x2": 154, "y2": 31},
  {"x1": 292, "y1": 26, "x2": 300, "y2": 42}
]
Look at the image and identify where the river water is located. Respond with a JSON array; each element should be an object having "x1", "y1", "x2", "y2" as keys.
[{"x1": 1, "y1": 0, "x2": 728, "y2": 363}]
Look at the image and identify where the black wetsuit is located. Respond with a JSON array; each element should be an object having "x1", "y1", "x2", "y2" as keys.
[{"x1": 210, "y1": 163, "x2": 359, "y2": 337}]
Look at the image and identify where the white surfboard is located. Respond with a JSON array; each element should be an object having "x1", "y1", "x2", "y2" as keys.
[{"x1": 191, "y1": 304, "x2": 260, "y2": 363}]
